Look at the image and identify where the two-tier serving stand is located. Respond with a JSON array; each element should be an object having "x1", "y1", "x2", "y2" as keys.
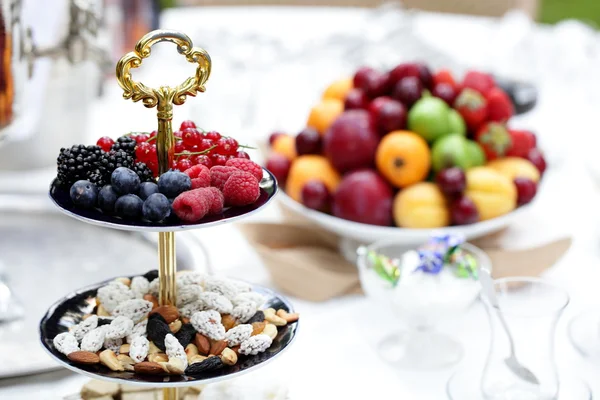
[{"x1": 40, "y1": 30, "x2": 296, "y2": 400}]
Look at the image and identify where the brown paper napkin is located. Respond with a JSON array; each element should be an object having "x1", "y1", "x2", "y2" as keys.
[{"x1": 239, "y1": 221, "x2": 572, "y2": 302}]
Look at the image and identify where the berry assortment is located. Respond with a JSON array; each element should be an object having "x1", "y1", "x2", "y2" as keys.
[
  {"x1": 52, "y1": 271, "x2": 299, "y2": 377},
  {"x1": 54, "y1": 121, "x2": 264, "y2": 224},
  {"x1": 267, "y1": 63, "x2": 546, "y2": 229}
]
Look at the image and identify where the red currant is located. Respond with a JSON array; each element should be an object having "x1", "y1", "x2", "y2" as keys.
[
  {"x1": 135, "y1": 142, "x2": 152, "y2": 161},
  {"x1": 134, "y1": 133, "x2": 150, "y2": 143},
  {"x1": 235, "y1": 151, "x2": 250, "y2": 159},
  {"x1": 182, "y1": 128, "x2": 201, "y2": 147},
  {"x1": 146, "y1": 161, "x2": 159, "y2": 177},
  {"x1": 176, "y1": 158, "x2": 193, "y2": 172},
  {"x1": 205, "y1": 131, "x2": 221, "y2": 141},
  {"x1": 174, "y1": 140, "x2": 185, "y2": 153},
  {"x1": 211, "y1": 153, "x2": 229, "y2": 166},
  {"x1": 173, "y1": 130, "x2": 183, "y2": 139},
  {"x1": 216, "y1": 137, "x2": 238, "y2": 155},
  {"x1": 96, "y1": 136, "x2": 114, "y2": 152},
  {"x1": 150, "y1": 130, "x2": 157, "y2": 138},
  {"x1": 191, "y1": 154, "x2": 212, "y2": 168},
  {"x1": 180, "y1": 120, "x2": 196, "y2": 131},
  {"x1": 198, "y1": 138, "x2": 214, "y2": 152}
]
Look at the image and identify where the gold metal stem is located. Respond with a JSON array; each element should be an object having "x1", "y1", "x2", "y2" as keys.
[
  {"x1": 158, "y1": 231, "x2": 177, "y2": 306},
  {"x1": 163, "y1": 387, "x2": 179, "y2": 400}
]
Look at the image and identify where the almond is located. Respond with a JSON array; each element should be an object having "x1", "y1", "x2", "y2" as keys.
[
  {"x1": 181, "y1": 317, "x2": 190, "y2": 324},
  {"x1": 68, "y1": 351, "x2": 100, "y2": 365},
  {"x1": 143, "y1": 294, "x2": 159, "y2": 310},
  {"x1": 150, "y1": 305, "x2": 179, "y2": 324},
  {"x1": 209, "y1": 340, "x2": 227, "y2": 356},
  {"x1": 251, "y1": 321, "x2": 266, "y2": 336},
  {"x1": 134, "y1": 361, "x2": 165, "y2": 375},
  {"x1": 221, "y1": 314, "x2": 237, "y2": 331},
  {"x1": 277, "y1": 309, "x2": 299, "y2": 323},
  {"x1": 169, "y1": 319, "x2": 182, "y2": 333},
  {"x1": 194, "y1": 333, "x2": 210, "y2": 355},
  {"x1": 230, "y1": 345, "x2": 240, "y2": 355}
]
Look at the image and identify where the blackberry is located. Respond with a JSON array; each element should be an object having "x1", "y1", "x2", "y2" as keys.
[
  {"x1": 132, "y1": 162, "x2": 155, "y2": 183},
  {"x1": 56, "y1": 144, "x2": 104, "y2": 187},
  {"x1": 97, "y1": 149, "x2": 135, "y2": 183},
  {"x1": 110, "y1": 136, "x2": 136, "y2": 157},
  {"x1": 88, "y1": 168, "x2": 106, "y2": 187}
]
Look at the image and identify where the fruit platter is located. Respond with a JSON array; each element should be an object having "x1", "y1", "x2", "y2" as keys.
[
  {"x1": 266, "y1": 63, "x2": 546, "y2": 243},
  {"x1": 49, "y1": 120, "x2": 277, "y2": 231}
]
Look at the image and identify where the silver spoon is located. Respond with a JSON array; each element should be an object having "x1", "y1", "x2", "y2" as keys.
[{"x1": 479, "y1": 268, "x2": 540, "y2": 385}]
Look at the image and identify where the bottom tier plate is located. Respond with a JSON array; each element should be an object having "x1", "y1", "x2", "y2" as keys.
[{"x1": 39, "y1": 275, "x2": 298, "y2": 387}]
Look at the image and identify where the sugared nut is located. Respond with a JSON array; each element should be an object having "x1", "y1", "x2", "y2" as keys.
[
  {"x1": 221, "y1": 314, "x2": 237, "y2": 331},
  {"x1": 67, "y1": 351, "x2": 100, "y2": 365},
  {"x1": 150, "y1": 305, "x2": 179, "y2": 324},
  {"x1": 220, "y1": 347, "x2": 237, "y2": 366},
  {"x1": 82, "y1": 314, "x2": 94, "y2": 321},
  {"x1": 117, "y1": 354, "x2": 135, "y2": 371},
  {"x1": 209, "y1": 340, "x2": 227, "y2": 356},
  {"x1": 143, "y1": 294, "x2": 159, "y2": 310},
  {"x1": 97, "y1": 304, "x2": 110, "y2": 317},
  {"x1": 263, "y1": 308, "x2": 287, "y2": 326},
  {"x1": 189, "y1": 355, "x2": 207, "y2": 364},
  {"x1": 99, "y1": 350, "x2": 124, "y2": 371},
  {"x1": 119, "y1": 344, "x2": 131, "y2": 354},
  {"x1": 251, "y1": 321, "x2": 266, "y2": 336},
  {"x1": 115, "y1": 277, "x2": 131, "y2": 287},
  {"x1": 194, "y1": 333, "x2": 211, "y2": 356},
  {"x1": 169, "y1": 319, "x2": 182, "y2": 334},
  {"x1": 263, "y1": 323, "x2": 278, "y2": 340},
  {"x1": 165, "y1": 357, "x2": 186, "y2": 375},
  {"x1": 148, "y1": 353, "x2": 168, "y2": 363},
  {"x1": 185, "y1": 343, "x2": 199, "y2": 361},
  {"x1": 134, "y1": 361, "x2": 165, "y2": 375},
  {"x1": 276, "y1": 309, "x2": 299, "y2": 323},
  {"x1": 148, "y1": 341, "x2": 161, "y2": 355}
]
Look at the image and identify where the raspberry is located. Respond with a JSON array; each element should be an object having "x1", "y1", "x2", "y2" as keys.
[
  {"x1": 184, "y1": 165, "x2": 210, "y2": 189},
  {"x1": 172, "y1": 190, "x2": 210, "y2": 222},
  {"x1": 204, "y1": 187, "x2": 224, "y2": 214},
  {"x1": 226, "y1": 158, "x2": 263, "y2": 182},
  {"x1": 223, "y1": 171, "x2": 261, "y2": 206},
  {"x1": 210, "y1": 166, "x2": 238, "y2": 190}
]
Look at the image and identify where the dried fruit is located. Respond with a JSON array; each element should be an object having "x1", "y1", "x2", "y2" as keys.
[
  {"x1": 184, "y1": 356, "x2": 223, "y2": 375},
  {"x1": 251, "y1": 321, "x2": 266, "y2": 336},
  {"x1": 99, "y1": 349, "x2": 124, "y2": 371},
  {"x1": 147, "y1": 314, "x2": 171, "y2": 351},
  {"x1": 221, "y1": 314, "x2": 237, "y2": 331},
  {"x1": 134, "y1": 361, "x2": 165, "y2": 375},
  {"x1": 174, "y1": 323, "x2": 196, "y2": 348},
  {"x1": 194, "y1": 333, "x2": 211, "y2": 356},
  {"x1": 150, "y1": 305, "x2": 180, "y2": 324},
  {"x1": 68, "y1": 351, "x2": 100, "y2": 365},
  {"x1": 220, "y1": 348, "x2": 238, "y2": 366},
  {"x1": 276, "y1": 309, "x2": 300, "y2": 323},
  {"x1": 246, "y1": 311, "x2": 265, "y2": 324},
  {"x1": 209, "y1": 340, "x2": 227, "y2": 356}
]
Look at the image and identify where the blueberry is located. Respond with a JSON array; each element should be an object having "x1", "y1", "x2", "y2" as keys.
[
  {"x1": 111, "y1": 167, "x2": 140, "y2": 195},
  {"x1": 69, "y1": 180, "x2": 98, "y2": 208},
  {"x1": 158, "y1": 170, "x2": 191, "y2": 198},
  {"x1": 142, "y1": 193, "x2": 171, "y2": 222},
  {"x1": 98, "y1": 185, "x2": 119, "y2": 212},
  {"x1": 139, "y1": 181, "x2": 159, "y2": 200},
  {"x1": 115, "y1": 194, "x2": 143, "y2": 219}
]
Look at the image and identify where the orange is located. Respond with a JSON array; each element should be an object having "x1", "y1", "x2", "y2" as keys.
[
  {"x1": 286, "y1": 155, "x2": 341, "y2": 202},
  {"x1": 272, "y1": 134, "x2": 297, "y2": 160},
  {"x1": 375, "y1": 130, "x2": 431, "y2": 188},
  {"x1": 322, "y1": 77, "x2": 353, "y2": 101},
  {"x1": 306, "y1": 99, "x2": 344, "y2": 136}
]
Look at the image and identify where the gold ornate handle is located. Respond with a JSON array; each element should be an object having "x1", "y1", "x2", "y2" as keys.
[{"x1": 116, "y1": 29, "x2": 211, "y2": 175}]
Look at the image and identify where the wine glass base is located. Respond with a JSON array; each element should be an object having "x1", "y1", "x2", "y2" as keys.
[
  {"x1": 377, "y1": 330, "x2": 463, "y2": 370},
  {"x1": 569, "y1": 309, "x2": 600, "y2": 361},
  {"x1": 447, "y1": 369, "x2": 591, "y2": 400}
]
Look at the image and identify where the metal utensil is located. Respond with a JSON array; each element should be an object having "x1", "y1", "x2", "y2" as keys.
[{"x1": 479, "y1": 267, "x2": 540, "y2": 385}]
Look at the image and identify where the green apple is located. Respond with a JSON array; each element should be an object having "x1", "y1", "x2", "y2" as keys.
[
  {"x1": 431, "y1": 133, "x2": 470, "y2": 172},
  {"x1": 466, "y1": 140, "x2": 486, "y2": 167},
  {"x1": 447, "y1": 109, "x2": 466, "y2": 136},
  {"x1": 407, "y1": 97, "x2": 450, "y2": 142}
]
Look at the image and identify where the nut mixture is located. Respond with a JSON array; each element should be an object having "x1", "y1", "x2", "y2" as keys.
[{"x1": 52, "y1": 270, "x2": 299, "y2": 377}]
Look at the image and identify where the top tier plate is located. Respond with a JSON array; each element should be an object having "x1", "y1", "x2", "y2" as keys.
[{"x1": 48, "y1": 168, "x2": 277, "y2": 232}]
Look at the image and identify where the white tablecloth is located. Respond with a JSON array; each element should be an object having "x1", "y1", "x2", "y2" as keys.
[{"x1": 2, "y1": 6, "x2": 600, "y2": 400}]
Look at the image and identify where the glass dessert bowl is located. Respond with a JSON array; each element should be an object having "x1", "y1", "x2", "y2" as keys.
[{"x1": 356, "y1": 233, "x2": 491, "y2": 369}]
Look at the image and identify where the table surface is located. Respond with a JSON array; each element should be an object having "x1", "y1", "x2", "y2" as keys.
[{"x1": 2, "y1": 5, "x2": 600, "y2": 400}]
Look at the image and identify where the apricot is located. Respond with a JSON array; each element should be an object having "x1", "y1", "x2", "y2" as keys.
[
  {"x1": 486, "y1": 157, "x2": 540, "y2": 183},
  {"x1": 286, "y1": 155, "x2": 341, "y2": 202},
  {"x1": 271, "y1": 134, "x2": 297, "y2": 160},
  {"x1": 465, "y1": 167, "x2": 517, "y2": 221},
  {"x1": 322, "y1": 77, "x2": 353, "y2": 102},
  {"x1": 375, "y1": 131, "x2": 431, "y2": 188},
  {"x1": 393, "y1": 182, "x2": 450, "y2": 228},
  {"x1": 307, "y1": 99, "x2": 344, "y2": 136}
]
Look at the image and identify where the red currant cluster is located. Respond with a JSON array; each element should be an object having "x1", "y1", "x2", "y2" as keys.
[{"x1": 96, "y1": 120, "x2": 250, "y2": 177}]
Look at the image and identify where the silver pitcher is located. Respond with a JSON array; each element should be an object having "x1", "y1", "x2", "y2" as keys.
[{"x1": 0, "y1": 0, "x2": 109, "y2": 170}]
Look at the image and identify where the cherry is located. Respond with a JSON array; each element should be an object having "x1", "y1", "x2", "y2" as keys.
[
  {"x1": 514, "y1": 178, "x2": 537, "y2": 206},
  {"x1": 182, "y1": 128, "x2": 201, "y2": 147},
  {"x1": 191, "y1": 154, "x2": 212, "y2": 168},
  {"x1": 295, "y1": 127, "x2": 322, "y2": 155},
  {"x1": 180, "y1": 120, "x2": 196, "y2": 131},
  {"x1": 211, "y1": 153, "x2": 229, "y2": 166},
  {"x1": 450, "y1": 196, "x2": 479, "y2": 225},
  {"x1": 344, "y1": 88, "x2": 370, "y2": 110},
  {"x1": 235, "y1": 151, "x2": 250, "y2": 159},
  {"x1": 269, "y1": 131, "x2": 285, "y2": 146},
  {"x1": 216, "y1": 137, "x2": 238, "y2": 155},
  {"x1": 176, "y1": 158, "x2": 193, "y2": 172},
  {"x1": 392, "y1": 76, "x2": 423, "y2": 107},
  {"x1": 301, "y1": 180, "x2": 330, "y2": 212},
  {"x1": 432, "y1": 83, "x2": 457, "y2": 106},
  {"x1": 354, "y1": 67, "x2": 389, "y2": 98},
  {"x1": 368, "y1": 96, "x2": 407, "y2": 134},
  {"x1": 205, "y1": 131, "x2": 221, "y2": 141},
  {"x1": 134, "y1": 133, "x2": 150, "y2": 143},
  {"x1": 353, "y1": 66, "x2": 376, "y2": 89},
  {"x1": 526, "y1": 148, "x2": 546, "y2": 175},
  {"x1": 96, "y1": 136, "x2": 114, "y2": 152},
  {"x1": 436, "y1": 167, "x2": 466, "y2": 196},
  {"x1": 417, "y1": 64, "x2": 433, "y2": 89},
  {"x1": 174, "y1": 140, "x2": 185, "y2": 154},
  {"x1": 266, "y1": 153, "x2": 291, "y2": 185},
  {"x1": 198, "y1": 138, "x2": 214, "y2": 152},
  {"x1": 388, "y1": 63, "x2": 421, "y2": 87}
]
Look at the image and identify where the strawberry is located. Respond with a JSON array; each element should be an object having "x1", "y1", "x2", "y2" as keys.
[
  {"x1": 506, "y1": 129, "x2": 536, "y2": 158},
  {"x1": 454, "y1": 88, "x2": 488, "y2": 132},
  {"x1": 433, "y1": 69, "x2": 457, "y2": 90},
  {"x1": 475, "y1": 122, "x2": 511, "y2": 160},
  {"x1": 462, "y1": 70, "x2": 495, "y2": 95},
  {"x1": 486, "y1": 87, "x2": 514, "y2": 122}
]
